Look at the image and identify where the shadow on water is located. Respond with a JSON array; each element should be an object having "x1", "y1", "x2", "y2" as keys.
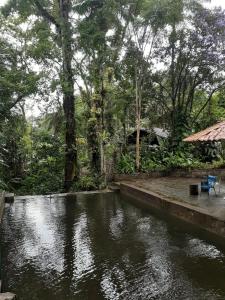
[
  {"x1": 1, "y1": 192, "x2": 225, "y2": 299},
  {"x1": 120, "y1": 192, "x2": 225, "y2": 251}
]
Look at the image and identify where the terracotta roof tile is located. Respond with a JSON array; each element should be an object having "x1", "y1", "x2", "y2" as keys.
[{"x1": 183, "y1": 121, "x2": 225, "y2": 142}]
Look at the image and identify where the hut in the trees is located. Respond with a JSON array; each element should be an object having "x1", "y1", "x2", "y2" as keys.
[
  {"x1": 183, "y1": 121, "x2": 225, "y2": 142},
  {"x1": 183, "y1": 121, "x2": 225, "y2": 161},
  {"x1": 127, "y1": 127, "x2": 169, "y2": 147}
]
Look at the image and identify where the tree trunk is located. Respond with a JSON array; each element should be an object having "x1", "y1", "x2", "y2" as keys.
[
  {"x1": 100, "y1": 80, "x2": 106, "y2": 186},
  {"x1": 87, "y1": 98, "x2": 101, "y2": 176},
  {"x1": 59, "y1": 0, "x2": 78, "y2": 191},
  {"x1": 135, "y1": 68, "x2": 141, "y2": 171},
  {"x1": 170, "y1": 23, "x2": 177, "y2": 148},
  {"x1": 33, "y1": 0, "x2": 78, "y2": 191},
  {"x1": 122, "y1": 118, "x2": 127, "y2": 152}
]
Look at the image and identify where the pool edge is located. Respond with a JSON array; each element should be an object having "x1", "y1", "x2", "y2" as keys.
[{"x1": 119, "y1": 182, "x2": 225, "y2": 240}]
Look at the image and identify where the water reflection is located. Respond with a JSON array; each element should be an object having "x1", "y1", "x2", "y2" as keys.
[
  {"x1": 73, "y1": 213, "x2": 95, "y2": 280},
  {"x1": 1, "y1": 193, "x2": 225, "y2": 299}
]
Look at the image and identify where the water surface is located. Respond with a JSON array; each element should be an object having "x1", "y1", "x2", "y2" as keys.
[{"x1": 1, "y1": 193, "x2": 225, "y2": 299}]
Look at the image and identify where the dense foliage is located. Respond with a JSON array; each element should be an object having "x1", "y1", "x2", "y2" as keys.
[{"x1": 1, "y1": 0, "x2": 225, "y2": 194}]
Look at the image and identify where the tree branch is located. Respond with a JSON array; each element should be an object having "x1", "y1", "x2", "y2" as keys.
[
  {"x1": 33, "y1": 0, "x2": 61, "y2": 33},
  {"x1": 192, "y1": 88, "x2": 218, "y2": 124}
]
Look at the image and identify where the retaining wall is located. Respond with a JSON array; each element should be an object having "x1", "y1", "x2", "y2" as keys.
[
  {"x1": 115, "y1": 168, "x2": 225, "y2": 181},
  {"x1": 0, "y1": 193, "x2": 16, "y2": 299},
  {"x1": 120, "y1": 183, "x2": 225, "y2": 239}
]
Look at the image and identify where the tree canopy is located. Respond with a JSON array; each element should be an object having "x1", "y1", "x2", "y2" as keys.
[{"x1": 1, "y1": 0, "x2": 225, "y2": 194}]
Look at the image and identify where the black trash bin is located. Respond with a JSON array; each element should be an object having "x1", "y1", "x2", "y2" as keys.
[{"x1": 190, "y1": 184, "x2": 199, "y2": 195}]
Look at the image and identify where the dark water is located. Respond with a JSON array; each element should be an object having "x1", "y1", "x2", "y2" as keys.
[{"x1": 1, "y1": 193, "x2": 225, "y2": 300}]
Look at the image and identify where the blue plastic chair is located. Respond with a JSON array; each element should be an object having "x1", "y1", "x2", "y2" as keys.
[{"x1": 201, "y1": 175, "x2": 217, "y2": 195}]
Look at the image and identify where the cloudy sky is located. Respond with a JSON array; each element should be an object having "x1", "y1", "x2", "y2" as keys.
[
  {"x1": 0, "y1": 0, "x2": 8, "y2": 5},
  {"x1": 0, "y1": 0, "x2": 225, "y2": 8},
  {"x1": 205, "y1": 0, "x2": 225, "y2": 8}
]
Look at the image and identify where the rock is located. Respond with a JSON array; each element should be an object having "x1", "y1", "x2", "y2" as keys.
[{"x1": 0, "y1": 293, "x2": 16, "y2": 300}]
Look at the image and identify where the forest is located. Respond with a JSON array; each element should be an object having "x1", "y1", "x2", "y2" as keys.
[{"x1": 1, "y1": 0, "x2": 225, "y2": 195}]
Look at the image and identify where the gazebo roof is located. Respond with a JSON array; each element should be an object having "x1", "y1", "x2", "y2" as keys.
[{"x1": 183, "y1": 120, "x2": 225, "y2": 142}]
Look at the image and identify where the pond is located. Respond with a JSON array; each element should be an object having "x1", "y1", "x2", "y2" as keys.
[{"x1": 1, "y1": 192, "x2": 225, "y2": 299}]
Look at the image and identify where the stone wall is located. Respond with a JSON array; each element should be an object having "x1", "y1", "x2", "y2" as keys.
[
  {"x1": 169, "y1": 168, "x2": 225, "y2": 179},
  {"x1": 0, "y1": 192, "x2": 5, "y2": 294},
  {"x1": 0, "y1": 193, "x2": 16, "y2": 299},
  {"x1": 114, "y1": 168, "x2": 225, "y2": 181}
]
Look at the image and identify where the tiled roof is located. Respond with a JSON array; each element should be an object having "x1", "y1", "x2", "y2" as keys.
[{"x1": 183, "y1": 121, "x2": 225, "y2": 142}]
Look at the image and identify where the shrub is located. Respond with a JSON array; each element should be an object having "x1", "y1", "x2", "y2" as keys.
[
  {"x1": 117, "y1": 141, "x2": 225, "y2": 175},
  {"x1": 0, "y1": 178, "x2": 7, "y2": 191},
  {"x1": 72, "y1": 175, "x2": 98, "y2": 191},
  {"x1": 117, "y1": 154, "x2": 135, "y2": 174},
  {"x1": 140, "y1": 158, "x2": 166, "y2": 172}
]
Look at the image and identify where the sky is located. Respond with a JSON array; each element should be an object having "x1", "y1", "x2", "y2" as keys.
[
  {"x1": 0, "y1": 0, "x2": 7, "y2": 6},
  {"x1": 205, "y1": 0, "x2": 225, "y2": 8}
]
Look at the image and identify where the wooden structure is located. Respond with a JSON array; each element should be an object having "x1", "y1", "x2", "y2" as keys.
[{"x1": 127, "y1": 127, "x2": 169, "y2": 146}]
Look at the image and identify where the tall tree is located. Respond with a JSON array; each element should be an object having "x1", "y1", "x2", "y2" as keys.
[
  {"x1": 151, "y1": 6, "x2": 225, "y2": 146},
  {"x1": 122, "y1": 0, "x2": 166, "y2": 171},
  {"x1": 58, "y1": 0, "x2": 78, "y2": 190},
  {"x1": 75, "y1": 0, "x2": 130, "y2": 182},
  {"x1": 2, "y1": 0, "x2": 78, "y2": 191},
  {"x1": 0, "y1": 18, "x2": 39, "y2": 189}
]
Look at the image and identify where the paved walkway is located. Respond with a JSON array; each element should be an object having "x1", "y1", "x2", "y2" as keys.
[{"x1": 122, "y1": 177, "x2": 225, "y2": 220}]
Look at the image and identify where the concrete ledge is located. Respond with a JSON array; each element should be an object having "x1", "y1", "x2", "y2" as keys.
[
  {"x1": 0, "y1": 293, "x2": 16, "y2": 300},
  {"x1": 120, "y1": 183, "x2": 225, "y2": 239},
  {"x1": 0, "y1": 193, "x2": 15, "y2": 298},
  {"x1": 15, "y1": 189, "x2": 115, "y2": 200}
]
